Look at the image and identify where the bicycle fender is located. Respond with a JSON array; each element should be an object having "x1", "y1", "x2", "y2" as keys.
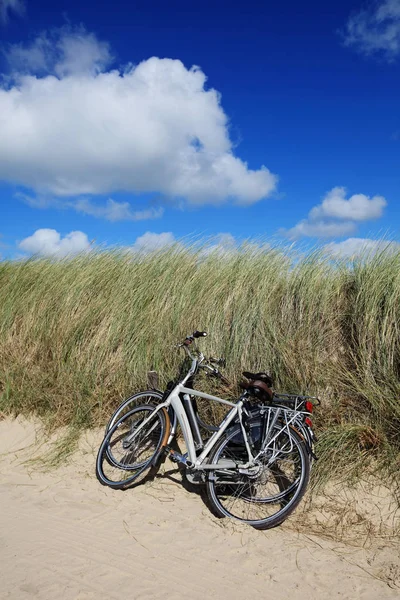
[{"x1": 150, "y1": 407, "x2": 171, "y2": 467}]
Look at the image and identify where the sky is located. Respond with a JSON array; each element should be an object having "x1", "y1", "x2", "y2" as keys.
[{"x1": 0, "y1": 0, "x2": 399, "y2": 259}]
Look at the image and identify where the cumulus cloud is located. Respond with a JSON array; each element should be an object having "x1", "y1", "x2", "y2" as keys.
[
  {"x1": 129, "y1": 231, "x2": 249, "y2": 256},
  {"x1": 0, "y1": 0, "x2": 24, "y2": 24},
  {"x1": 324, "y1": 237, "x2": 400, "y2": 259},
  {"x1": 130, "y1": 231, "x2": 176, "y2": 253},
  {"x1": 342, "y1": 0, "x2": 400, "y2": 61},
  {"x1": 309, "y1": 187, "x2": 386, "y2": 222},
  {"x1": 18, "y1": 228, "x2": 92, "y2": 257},
  {"x1": 282, "y1": 187, "x2": 387, "y2": 240},
  {"x1": 0, "y1": 26, "x2": 277, "y2": 206},
  {"x1": 198, "y1": 233, "x2": 237, "y2": 257}
]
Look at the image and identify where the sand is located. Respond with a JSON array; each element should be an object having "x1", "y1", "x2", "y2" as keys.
[{"x1": 0, "y1": 416, "x2": 399, "y2": 600}]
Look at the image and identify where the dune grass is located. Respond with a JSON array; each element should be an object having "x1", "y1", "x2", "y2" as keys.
[{"x1": 0, "y1": 243, "x2": 399, "y2": 493}]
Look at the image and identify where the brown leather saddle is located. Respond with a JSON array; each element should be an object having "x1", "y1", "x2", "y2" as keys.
[{"x1": 240, "y1": 371, "x2": 273, "y2": 402}]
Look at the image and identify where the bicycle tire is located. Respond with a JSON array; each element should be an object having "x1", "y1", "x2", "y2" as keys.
[
  {"x1": 105, "y1": 390, "x2": 164, "y2": 434},
  {"x1": 96, "y1": 404, "x2": 168, "y2": 489},
  {"x1": 206, "y1": 419, "x2": 310, "y2": 529}
]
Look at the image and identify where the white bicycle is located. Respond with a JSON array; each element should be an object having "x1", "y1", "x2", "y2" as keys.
[{"x1": 96, "y1": 331, "x2": 318, "y2": 529}]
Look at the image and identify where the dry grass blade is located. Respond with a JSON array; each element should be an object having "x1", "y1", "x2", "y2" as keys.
[{"x1": 0, "y1": 242, "x2": 399, "y2": 502}]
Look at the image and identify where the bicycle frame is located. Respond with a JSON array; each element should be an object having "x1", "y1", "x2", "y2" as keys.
[
  {"x1": 123, "y1": 357, "x2": 255, "y2": 470},
  {"x1": 169, "y1": 384, "x2": 249, "y2": 468},
  {"x1": 122, "y1": 354, "x2": 314, "y2": 471}
]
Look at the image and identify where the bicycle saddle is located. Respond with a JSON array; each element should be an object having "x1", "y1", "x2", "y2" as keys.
[
  {"x1": 242, "y1": 371, "x2": 273, "y2": 387},
  {"x1": 240, "y1": 372, "x2": 273, "y2": 402}
]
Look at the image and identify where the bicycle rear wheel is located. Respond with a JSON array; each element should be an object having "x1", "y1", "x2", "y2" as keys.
[
  {"x1": 96, "y1": 405, "x2": 168, "y2": 489},
  {"x1": 206, "y1": 419, "x2": 309, "y2": 529}
]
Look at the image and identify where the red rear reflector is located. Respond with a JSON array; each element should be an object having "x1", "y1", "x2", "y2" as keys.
[
  {"x1": 305, "y1": 401, "x2": 313, "y2": 413},
  {"x1": 305, "y1": 417, "x2": 313, "y2": 428}
]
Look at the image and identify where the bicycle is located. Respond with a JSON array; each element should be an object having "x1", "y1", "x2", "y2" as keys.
[{"x1": 96, "y1": 331, "x2": 319, "y2": 529}]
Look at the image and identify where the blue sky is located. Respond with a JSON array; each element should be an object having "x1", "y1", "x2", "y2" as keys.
[{"x1": 0, "y1": 0, "x2": 399, "y2": 258}]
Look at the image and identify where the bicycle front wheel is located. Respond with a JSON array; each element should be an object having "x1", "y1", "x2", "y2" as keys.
[
  {"x1": 206, "y1": 420, "x2": 309, "y2": 529},
  {"x1": 96, "y1": 405, "x2": 168, "y2": 489},
  {"x1": 105, "y1": 390, "x2": 164, "y2": 434}
]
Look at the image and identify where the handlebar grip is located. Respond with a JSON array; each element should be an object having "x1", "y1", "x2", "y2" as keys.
[{"x1": 193, "y1": 331, "x2": 207, "y2": 338}]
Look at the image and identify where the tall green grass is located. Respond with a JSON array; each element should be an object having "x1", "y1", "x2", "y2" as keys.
[{"x1": 0, "y1": 243, "x2": 399, "y2": 491}]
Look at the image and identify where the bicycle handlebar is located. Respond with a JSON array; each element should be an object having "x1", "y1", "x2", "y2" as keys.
[
  {"x1": 209, "y1": 357, "x2": 226, "y2": 367},
  {"x1": 177, "y1": 330, "x2": 230, "y2": 385},
  {"x1": 182, "y1": 330, "x2": 207, "y2": 346}
]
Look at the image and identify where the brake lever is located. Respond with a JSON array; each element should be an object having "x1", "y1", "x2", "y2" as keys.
[
  {"x1": 209, "y1": 357, "x2": 226, "y2": 368},
  {"x1": 201, "y1": 362, "x2": 230, "y2": 385}
]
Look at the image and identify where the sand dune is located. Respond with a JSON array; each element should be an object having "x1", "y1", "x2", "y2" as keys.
[{"x1": 1, "y1": 417, "x2": 399, "y2": 600}]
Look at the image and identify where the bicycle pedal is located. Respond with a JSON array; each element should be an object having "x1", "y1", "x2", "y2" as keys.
[{"x1": 167, "y1": 448, "x2": 191, "y2": 466}]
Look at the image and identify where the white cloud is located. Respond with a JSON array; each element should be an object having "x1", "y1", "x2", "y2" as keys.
[
  {"x1": 198, "y1": 233, "x2": 237, "y2": 257},
  {"x1": 0, "y1": 26, "x2": 277, "y2": 206},
  {"x1": 284, "y1": 220, "x2": 356, "y2": 240},
  {"x1": 282, "y1": 186, "x2": 387, "y2": 240},
  {"x1": 342, "y1": 0, "x2": 400, "y2": 61},
  {"x1": 18, "y1": 228, "x2": 92, "y2": 257},
  {"x1": 15, "y1": 193, "x2": 61, "y2": 209},
  {"x1": 130, "y1": 231, "x2": 249, "y2": 256},
  {"x1": 324, "y1": 238, "x2": 400, "y2": 259},
  {"x1": 6, "y1": 25, "x2": 112, "y2": 76},
  {"x1": 0, "y1": 0, "x2": 24, "y2": 24},
  {"x1": 309, "y1": 187, "x2": 386, "y2": 222},
  {"x1": 15, "y1": 192, "x2": 163, "y2": 222},
  {"x1": 73, "y1": 198, "x2": 164, "y2": 222},
  {"x1": 130, "y1": 232, "x2": 176, "y2": 253}
]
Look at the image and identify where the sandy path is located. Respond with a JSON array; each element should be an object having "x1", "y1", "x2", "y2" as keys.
[{"x1": 0, "y1": 417, "x2": 399, "y2": 600}]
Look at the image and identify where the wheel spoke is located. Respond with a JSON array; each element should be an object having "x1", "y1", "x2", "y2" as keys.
[
  {"x1": 96, "y1": 405, "x2": 166, "y2": 489},
  {"x1": 207, "y1": 420, "x2": 309, "y2": 528}
]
